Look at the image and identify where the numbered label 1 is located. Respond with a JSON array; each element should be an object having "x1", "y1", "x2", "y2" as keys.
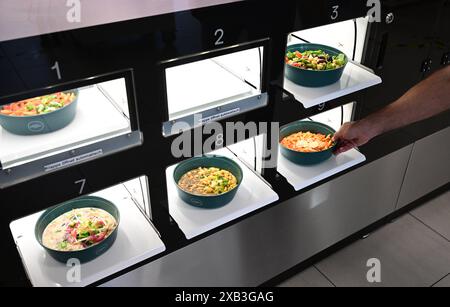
[
  {"x1": 51, "y1": 61, "x2": 62, "y2": 80},
  {"x1": 331, "y1": 5, "x2": 339, "y2": 20},
  {"x1": 214, "y1": 29, "x2": 224, "y2": 46}
]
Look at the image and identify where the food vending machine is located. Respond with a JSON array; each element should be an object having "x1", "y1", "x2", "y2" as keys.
[{"x1": 1, "y1": 0, "x2": 447, "y2": 287}]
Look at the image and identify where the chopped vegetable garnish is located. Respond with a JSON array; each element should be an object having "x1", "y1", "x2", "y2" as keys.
[
  {"x1": 286, "y1": 49, "x2": 346, "y2": 71},
  {"x1": 1, "y1": 92, "x2": 76, "y2": 117},
  {"x1": 42, "y1": 208, "x2": 117, "y2": 251},
  {"x1": 178, "y1": 167, "x2": 238, "y2": 196}
]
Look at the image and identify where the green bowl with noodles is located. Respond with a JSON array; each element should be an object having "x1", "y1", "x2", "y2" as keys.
[
  {"x1": 173, "y1": 155, "x2": 243, "y2": 209},
  {"x1": 280, "y1": 120, "x2": 337, "y2": 165}
]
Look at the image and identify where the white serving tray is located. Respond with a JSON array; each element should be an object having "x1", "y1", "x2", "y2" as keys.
[
  {"x1": 166, "y1": 148, "x2": 279, "y2": 240},
  {"x1": 283, "y1": 62, "x2": 382, "y2": 109},
  {"x1": 277, "y1": 148, "x2": 366, "y2": 191},
  {"x1": 0, "y1": 85, "x2": 131, "y2": 169},
  {"x1": 9, "y1": 185, "x2": 165, "y2": 287}
]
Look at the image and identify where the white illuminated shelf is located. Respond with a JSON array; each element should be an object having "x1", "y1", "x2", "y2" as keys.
[
  {"x1": 9, "y1": 184, "x2": 165, "y2": 287},
  {"x1": 166, "y1": 59, "x2": 256, "y2": 120},
  {"x1": 277, "y1": 148, "x2": 366, "y2": 191},
  {"x1": 0, "y1": 85, "x2": 131, "y2": 169},
  {"x1": 166, "y1": 148, "x2": 279, "y2": 240},
  {"x1": 283, "y1": 62, "x2": 382, "y2": 109}
]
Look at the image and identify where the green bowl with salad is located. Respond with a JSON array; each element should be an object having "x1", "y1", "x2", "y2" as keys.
[
  {"x1": 0, "y1": 89, "x2": 79, "y2": 135},
  {"x1": 35, "y1": 196, "x2": 120, "y2": 264},
  {"x1": 285, "y1": 43, "x2": 348, "y2": 87}
]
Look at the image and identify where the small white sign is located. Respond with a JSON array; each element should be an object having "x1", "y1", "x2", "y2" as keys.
[
  {"x1": 199, "y1": 108, "x2": 241, "y2": 124},
  {"x1": 44, "y1": 149, "x2": 103, "y2": 172}
]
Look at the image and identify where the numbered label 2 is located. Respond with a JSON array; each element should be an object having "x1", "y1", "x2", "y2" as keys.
[{"x1": 214, "y1": 29, "x2": 225, "y2": 46}]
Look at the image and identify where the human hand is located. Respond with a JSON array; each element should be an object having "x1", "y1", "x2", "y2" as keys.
[{"x1": 333, "y1": 121, "x2": 378, "y2": 155}]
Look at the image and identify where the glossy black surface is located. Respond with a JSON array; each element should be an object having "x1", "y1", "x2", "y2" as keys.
[
  {"x1": 360, "y1": 0, "x2": 447, "y2": 109},
  {"x1": 292, "y1": 0, "x2": 370, "y2": 31}
]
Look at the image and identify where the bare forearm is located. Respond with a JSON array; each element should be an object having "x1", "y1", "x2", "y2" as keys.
[{"x1": 361, "y1": 66, "x2": 450, "y2": 137}]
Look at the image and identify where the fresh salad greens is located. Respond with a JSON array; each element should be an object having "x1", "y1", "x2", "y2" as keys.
[{"x1": 286, "y1": 49, "x2": 346, "y2": 71}]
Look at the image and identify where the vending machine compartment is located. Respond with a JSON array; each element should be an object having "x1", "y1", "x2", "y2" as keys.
[
  {"x1": 161, "y1": 40, "x2": 268, "y2": 136},
  {"x1": 0, "y1": 70, "x2": 142, "y2": 188}
]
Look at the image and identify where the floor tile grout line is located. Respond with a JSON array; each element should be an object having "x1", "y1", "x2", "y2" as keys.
[
  {"x1": 313, "y1": 265, "x2": 337, "y2": 287},
  {"x1": 431, "y1": 273, "x2": 450, "y2": 287},
  {"x1": 408, "y1": 213, "x2": 450, "y2": 243},
  {"x1": 392, "y1": 144, "x2": 415, "y2": 210}
]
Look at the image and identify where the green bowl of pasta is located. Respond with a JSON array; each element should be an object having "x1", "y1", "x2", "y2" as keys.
[
  {"x1": 174, "y1": 155, "x2": 243, "y2": 209},
  {"x1": 280, "y1": 120, "x2": 337, "y2": 165}
]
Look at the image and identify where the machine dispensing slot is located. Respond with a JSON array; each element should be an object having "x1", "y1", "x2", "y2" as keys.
[
  {"x1": 161, "y1": 40, "x2": 269, "y2": 136},
  {"x1": 283, "y1": 20, "x2": 382, "y2": 109},
  {"x1": 0, "y1": 70, "x2": 142, "y2": 188},
  {"x1": 9, "y1": 175, "x2": 165, "y2": 287}
]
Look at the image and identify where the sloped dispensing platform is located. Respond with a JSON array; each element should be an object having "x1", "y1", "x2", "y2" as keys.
[
  {"x1": 166, "y1": 148, "x2": 279, "y2": 240},
  {"x1": 283, "y1": 62, "x2": 382, "y2": 109},
  {"x1": 10, "y1": 184, "x2": 165, "y2": 287},
  {"x1": 277, "y1": 148, "x2": 366, "y2": 191}
]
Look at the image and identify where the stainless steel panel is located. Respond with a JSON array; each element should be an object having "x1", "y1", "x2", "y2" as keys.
[
  {"x1": 0, "y1": 0, "x2": 243, "y2": 42},
  {"x1": 397, "y1": 127, "x2": 450, "y2": 209},
  {"x1": 102, "y1": 145, "x2": 412, "y2": 287}
]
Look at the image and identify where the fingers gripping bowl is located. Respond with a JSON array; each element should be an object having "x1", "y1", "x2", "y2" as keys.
[
  {"x1": 174, "y1": 155, "x2": 243, "y2": 209},
  {"x1": 280, "y1": 121, "x2": 337, "y2": 165}
]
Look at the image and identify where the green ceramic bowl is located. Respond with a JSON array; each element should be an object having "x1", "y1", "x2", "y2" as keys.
[
  {"x1": 173, "y1": 155, "x2": 243, "y2": 209},
  {"x1": 0, "y1": 89, "x2": 79, "y2": 135},
  {"x1": 280, "y1": 121, "x2": 337, "y2": 165},
  {"x1": 285, "y1": 43, "x2": 348, "y2": 87},
  {"x1": 35, "y1": 196, "x2": 120, "y2": 264}
]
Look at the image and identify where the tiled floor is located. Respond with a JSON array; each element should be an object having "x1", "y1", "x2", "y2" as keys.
[
  {"x1": 433, "y1": 274, "x2": 450, "y2": 287},
  {"x1": 278, "y1": 191, "x2": 450, "y2": 287}
]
